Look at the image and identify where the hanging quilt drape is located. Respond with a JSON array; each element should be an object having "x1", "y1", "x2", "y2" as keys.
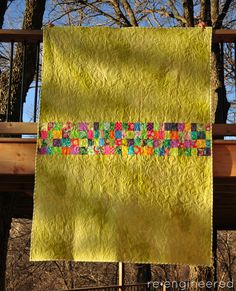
[{"x1": 30, "y1": 27, "x2": 213, "y2": 266}]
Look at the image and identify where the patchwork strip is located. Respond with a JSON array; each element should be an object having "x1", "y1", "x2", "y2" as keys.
[{"x1": 38, "y1": 122, "x2": 211, "y2": 156}]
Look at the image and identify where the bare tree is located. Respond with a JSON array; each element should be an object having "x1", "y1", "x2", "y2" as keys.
[
  {"x1": 0, "y1": 1, "x2": 46, "y2": 289},
  {"x1": 218, "y1": 231, "x2": 236, "y2": 290},
  {"x1": 0, "y1": 0, "x2": 46, "y2": 121}
]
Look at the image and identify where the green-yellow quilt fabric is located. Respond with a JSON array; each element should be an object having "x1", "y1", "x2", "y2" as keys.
[{"x1": 30, "y1": 27, "x2": 213, "y2": 266}]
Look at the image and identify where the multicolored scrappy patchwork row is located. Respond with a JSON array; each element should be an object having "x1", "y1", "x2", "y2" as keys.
[{"x1": 38, "y1": 122, "x2": 212, "y2": 156}]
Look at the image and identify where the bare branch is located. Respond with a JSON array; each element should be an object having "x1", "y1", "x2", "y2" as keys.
[
  {"x1": 79, "y1": 0, "x2": 129, "y2": 27},
  {"x1": 211, "y1": 0, "x2": 219, "y2": 26},
  {"x1": 144, "y1": 8, "x2": 187, "y2": 24},
  {"x1": 168, "y1": 0, "x2": 181, "y2": 20},
  {"x1": 215, "y1": 0, "x2": 234, "y2": 28},
  {"x1": 149, "y1": 11, "x2": 163, "y2": 27},
  {"x1": 110, "y1": 0, "x2": 132, "y2": 27},
  {"x1": 121, "y1": 0, "x2": 138, "y2": 26},
  {"x1": 182, "y1": 0, "x2": 194, "y2": 26},
  {"x1": 200, "y1": 0, "x2": 211, "y2": 25}
]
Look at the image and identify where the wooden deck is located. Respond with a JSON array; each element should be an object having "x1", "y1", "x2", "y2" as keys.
[{"x1": 0, "y1": 123, "x2": 236, "y2": 228}]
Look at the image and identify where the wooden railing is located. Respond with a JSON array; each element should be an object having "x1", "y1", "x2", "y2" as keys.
[
  {"x1": 1, "y1": 122, "x2": 236, "y2": 177},
  {"x1": 0, "y1": 28, "x2": 236, "y2": 42}
]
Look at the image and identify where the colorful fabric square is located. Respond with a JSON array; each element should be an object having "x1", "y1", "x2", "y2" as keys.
[
  {"x1": 31, "y1": 27, "x2": 213, "y2": 266},
  {"x1": 38, "y1": 122, "x2": 211, "y2": 156}
]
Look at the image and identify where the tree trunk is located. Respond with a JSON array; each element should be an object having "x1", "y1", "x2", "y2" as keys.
[
  {"x1": 210, "y1": 0, "x2": 219, "y2": 27},
  {"x1": 200, "y1": 0, "x2": 212, "y2": 25},
  {"x1": 210, "y1": 0, "x2": 231, "y2": 123},
  {"x1": 182, "y1": 0, "x2": 194, "y2": 27},
  {"x1": 0, "y1": 194, "x2": 13, "y2": 291},
  {"x1": 212, "y1": 43, "x2": 230, "y2": 123},
  {"x1": 0, "y1": 0, "x2": 46, "y2": 121},
  {"x1": 0, "y1": 0, "x2": 8, "y2": 28}
]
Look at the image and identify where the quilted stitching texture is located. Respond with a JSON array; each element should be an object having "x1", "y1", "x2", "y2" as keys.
[{"x1": 30, "y1": 27, "x2": 212, "y2": 265}]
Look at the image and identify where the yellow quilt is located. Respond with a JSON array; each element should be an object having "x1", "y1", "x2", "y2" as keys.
[{"x1": 30, "y1": 27, "x2": 213, "y2": 266}]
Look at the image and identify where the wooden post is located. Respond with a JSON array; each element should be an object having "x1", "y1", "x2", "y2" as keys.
[
  {"x1": 0, "y1": 193, "x2": 13, "y2": 291},
  {"x1": 118, "y1": 262, "x2": 124, "y2": 291}
]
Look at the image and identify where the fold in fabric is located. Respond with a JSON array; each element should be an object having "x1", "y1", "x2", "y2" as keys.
[{"x1": 30, "y1": 27, "x2": 213, "y2": 266}]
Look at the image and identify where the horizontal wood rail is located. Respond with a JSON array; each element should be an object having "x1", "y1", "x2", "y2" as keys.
[
  {"x1": 0, "y1": 29, "x2": 236, "y2": 43},
  {"x1": 0, "y1": 122, "x2": 37, "y2": 134},
  {"x1": 0, "y1": 138, "x2": 234, "y2": 177},
  {"x1": 214, "y1": 29, "x2": 236, "y2": 42},
  {"x1": 0, "y1": 123, "x2": 236, "y2": 177},
  {"x1": 213, "y1": 124, "x2": 236, "y2": 136},
  {"x1": 0, "y1": 29, "x2": 43, "y2": 42}
]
